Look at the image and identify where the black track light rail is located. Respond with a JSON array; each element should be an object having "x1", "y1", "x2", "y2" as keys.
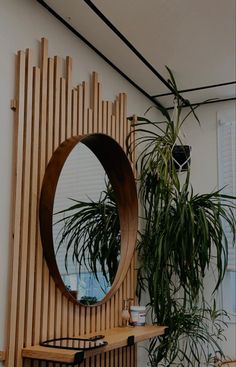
[
  {"x1": 152, "y1": 80, "x2": 236, "y2": 98},
  {"x1": 166, "y1": 97, "x2": 236, "y2": 110}
]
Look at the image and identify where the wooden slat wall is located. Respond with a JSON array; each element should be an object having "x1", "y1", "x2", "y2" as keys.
[{"x1": 7, "y1": 38, "x2": 136, "y2": 367}]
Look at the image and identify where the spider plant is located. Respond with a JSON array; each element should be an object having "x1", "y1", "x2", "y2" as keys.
[
  {"x1": 127, "y1": 67, "x2": 236, "y2": 366},
  {"x1": 54, "y1": 181, "x2": 120, "y2": 287}
]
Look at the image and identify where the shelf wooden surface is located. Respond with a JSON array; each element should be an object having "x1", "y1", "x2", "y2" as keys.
[{"x1": 22, "y1": 325, "x2": 166, "y2": 364}]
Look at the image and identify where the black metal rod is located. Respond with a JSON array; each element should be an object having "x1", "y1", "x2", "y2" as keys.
[
  {"x1": 36, "y1": 0, "x2": 161, "y2": 107},
  {"x1": 166, "y1": 97, "x2": 236, "y2": 110},
  {"x1": 152, "y1": 81, "x2": 236, "y2": 97},
  {"x1": 82, "y1": 0, "x2": 177, "y2": 96}
]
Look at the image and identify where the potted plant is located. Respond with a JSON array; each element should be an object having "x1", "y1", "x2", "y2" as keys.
[{"x1": 127, "y1": 67, "x2": 236, "y2": 366}]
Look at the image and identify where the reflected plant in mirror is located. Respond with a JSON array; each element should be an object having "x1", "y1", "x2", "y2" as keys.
[{"x1": 53, "y1": 143, "x2": 120, "y2": 305}]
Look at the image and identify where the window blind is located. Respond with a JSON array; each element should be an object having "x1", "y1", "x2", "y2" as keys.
[{"x1": 218, "y1": 119, "x2": 236, "y2": 271}]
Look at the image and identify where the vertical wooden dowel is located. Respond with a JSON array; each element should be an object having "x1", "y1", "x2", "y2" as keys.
[
  {"x1": 25, "y1": 66, "x2": 40, "y2": 347},
  {"x1": 47, "y1": 58, "x2": 54, "y2": 160},
  {"x1": 82, "y1": 81, "x2": 89, "y2": 134},
  {"x1": 61, "y1": 296, "x2": 68, "y2": 338},
  {"x1": 53, "y1": 56, "x2": 62, "y2": 150},
  {"x1": 7, "y1": 50, "x2": 25, "y2": 367},
  {"x1": 15, "y1": 48, "x2": 32, "y2": 362},
  {"x1": 98, "y1": 83, "x2": 102, "y2": 133},
  {"x1": 102, "y1": 101, "x2": 107, "y2": 134},
  {"x1": 59, "y1": 78, "x2": 66, "y2": 143},
  {"x1": 88, "y1": 108, "x2": 93, "y2": 133},
  {"x1": 47, "y1": 57, "x2": 56, "y2": 342},
  {"x1": 38, "y1": 37, "x2": 49, "y2": 348},
  {"x1": 107, "y1": 102, "x2": 112, "y2": 136},
  {"x1": 33, "y1": 37, "x2": 48, "y2": 348},
  {"x1": 77, "y1": 84, "x2": 83, "y2": 135},
  {"x1": 72, "y1": 89, "x2": 78, "y2": 136},
  {"x1": 66, "y1": 56, "x2": 72, "y2": 138},
  {"x1": 92, "y1": 72, "x2": 98, "y2": 132}
]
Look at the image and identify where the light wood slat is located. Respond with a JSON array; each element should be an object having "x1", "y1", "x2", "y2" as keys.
[
  {"x1": 119, "y1": 94, "x2": 124, "y2": 148},
  {"x1": 74, "y1": 303, "x2": 80, "y2": 338},
  {"x1": 91, "y1": 307, "x2": 96, "y2": 334},
  {"x1": 114, "y1": 293, "x2": 119, "y2": 327},
  {"x1": 123, "y1": 93, "x2": 128, "y2": 148},
  {"x1": 111, "y1": 115, "x2": 115, "y2": 140},
  {"x1": 88, "y1": 108, "x2": 93, "y2": 133},
  {"x1": 7, "y1": 50, "x2": 26, "y2": 367},
  {"x1": 96, "y1": 305, "x2": 101, "y2": 333},
  {"x1": 107, "y1": 102, "x2": 112, "y2": 136},
  {"x1": 53, "y1": 56, "x2": 62, "y2": 150},
  {"x1": 33, "y1": 38, "x2": 48, "y2": 349},
  {"x1": 66, "y1": 56, "x2": 72, "y2": 138},
  {"x1": 61, "y1": 296, "x2": 68, "y2": 338},
  {"x1": 68, "y1": 302, "x2": 74, "y2": 337},
  {"x1": 54, "y1": 290, "x2": 62, "y2": 367},
  {"x1": 47, "y1": 58, "x2": 54, "y2": 161},
  {"x1": 110, "y1": 297, "x2": 115, "y2": 329},
  {"x1": 47, "y1": 57, "x2": 56, "y2": 342},
  {"x1": 82, "y1": 81, "x2": 89, "y2": 134},
  {"x1": 77, "y1": 84, "x2": 83, "y2": 135},
  {"x1": 80, "y1": 305, "x2": 85, "y2": 337},
  {"x1": 15, "y1": 47, "x2": 32, "y2": 367},
  {"x1": 97, "y1": 83, "x2": 102, "y2": 133},
  {"x1": 101, "y1": 304, "x2": 105, "y2": 332},
  {"x1": 40, "y1": 60, "x2": 54, "y2": 344},
  {"x1": 55, "y1": 288, "x2": 62, "y2": 337},
  {"x1": 114, "y1": 99, "x2": 119, "y2": 141},
  {"x1": 102, "y1": 101, "x2": 107, "y2": 134},
  {"x1": 131, "y1": 345, "x2": 135, "y2": 367},
  {"x1": 59, "y1": 77, "x2": 66, "y2": 142},
  {"x1": 92, "y1": 72, "x2": 98, "y2": 133},
  {"x1": 25, "y1": 66, "x2": 41, "y2": 347},
  {"x1": 85, "y1": 307, "x2": 91, "y2": 336},
  {"x1": 72, "y1": 89, "x2": 78, "y2": 136}
]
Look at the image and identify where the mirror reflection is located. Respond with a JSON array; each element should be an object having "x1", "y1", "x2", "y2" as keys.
[{"x1": 53, "y1": 143, "x2": 120, "y2": 305}]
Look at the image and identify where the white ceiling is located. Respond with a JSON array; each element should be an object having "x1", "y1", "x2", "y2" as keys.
[{"x1": 41, "y1": 0, "x2": 236, "y2": 106}]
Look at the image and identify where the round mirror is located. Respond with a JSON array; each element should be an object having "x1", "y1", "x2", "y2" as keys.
[{"x1": 39, "y1": 134, "x2": 138, "y2": 306}]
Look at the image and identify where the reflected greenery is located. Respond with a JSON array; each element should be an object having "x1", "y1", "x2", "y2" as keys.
[{"x1": 55, "y1": 182, "x2": 120, "y2": 289}]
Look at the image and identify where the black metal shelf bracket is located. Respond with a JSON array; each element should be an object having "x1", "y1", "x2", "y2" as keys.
[
  {"x1": 127, "y1": 335, "x2": 135, "y2": 346},
  {"x1": 73, "y1": 351, "x2": 85, "y2": 365}
]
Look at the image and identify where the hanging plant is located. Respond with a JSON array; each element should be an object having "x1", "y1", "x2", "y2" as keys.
[{"x1": 127, "y1": 67, "x2": 236, "y2": 366}]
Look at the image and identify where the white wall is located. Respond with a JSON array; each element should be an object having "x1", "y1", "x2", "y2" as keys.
[{"x1": 0, "y1": 0, "x2": 152, "y2": 364}]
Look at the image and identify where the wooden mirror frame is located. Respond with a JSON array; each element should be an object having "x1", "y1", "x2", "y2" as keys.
[{"x1": 39, "y1": 133, "x2": 138, "y2": 306}]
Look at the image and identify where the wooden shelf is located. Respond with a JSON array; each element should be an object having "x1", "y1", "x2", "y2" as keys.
[{"x1": 22, "y1": 325, "x2": 166, "y2": 365}]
